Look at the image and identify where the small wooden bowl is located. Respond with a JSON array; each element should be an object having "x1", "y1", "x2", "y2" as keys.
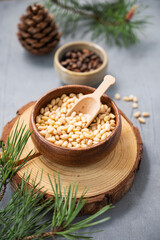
[
  {"x1": 30, "y1": 85, "x2": 121, "y2": 166},
  {"x1": 54, "y1": 41, "x2": 108, "y2": 86}
]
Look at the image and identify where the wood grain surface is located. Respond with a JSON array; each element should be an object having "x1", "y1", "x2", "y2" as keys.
[
  {"x1": 1, "y1": 101, "x2": 142, "y2": 214},
  {"x1": 0, "y1": 0, "x2": 160, "y2": 239}
]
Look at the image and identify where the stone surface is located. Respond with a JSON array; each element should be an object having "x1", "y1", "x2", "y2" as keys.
[{"x1": 0, "y1": 0, "x2": 160, "y2": 239}]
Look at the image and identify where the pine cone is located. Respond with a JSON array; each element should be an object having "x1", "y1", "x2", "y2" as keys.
[{"x1": 17, "y1": 3, "x2": 61, "y2": 55}]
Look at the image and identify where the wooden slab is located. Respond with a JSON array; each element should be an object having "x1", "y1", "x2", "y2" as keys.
[{"x1": 1, "y1": 102, "x2": 143, "y2": 215}]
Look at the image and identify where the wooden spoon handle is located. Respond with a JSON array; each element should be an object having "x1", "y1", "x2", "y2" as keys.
[{"x1": 92, "y1": 75, "x2": 116, "y2": 98}]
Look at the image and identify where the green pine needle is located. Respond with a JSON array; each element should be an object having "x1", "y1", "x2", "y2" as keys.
[
  {"x1": 44, "y1": 0, "x2": 149, "y2": 47},
  {"x1": 0, "y1": 173, "x2": 53, "y2": 240},
  {"x1": 0, "y1": 171, "x2": 112, "y2": 239},
  {"x1": 0, "y1": 119, "x2": 34, "y2": 193},
  {"x1": 0, "y1": 120, "x2": 112, "y2": 239}
]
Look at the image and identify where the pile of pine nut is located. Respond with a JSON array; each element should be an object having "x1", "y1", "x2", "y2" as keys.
[{"x1": 35, "y1": 93, "x2": 116, "y2": 148}]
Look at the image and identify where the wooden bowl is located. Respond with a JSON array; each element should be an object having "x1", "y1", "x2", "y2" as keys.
[
  {"x1": 54, "y1": 41, "x2": 108, "y2": 86},
  {"x1": 30, "y1": 85, "x2": 121, "y2": 166}
]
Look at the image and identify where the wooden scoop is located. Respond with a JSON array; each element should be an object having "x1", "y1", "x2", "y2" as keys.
[{"x1": 67, "y1": 75, "x2": 116, "y2": 127}]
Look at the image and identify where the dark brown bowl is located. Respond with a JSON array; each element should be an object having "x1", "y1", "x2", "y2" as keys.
[{"x1": 30, "y1": 85, "x2": 121, "y2": 166}]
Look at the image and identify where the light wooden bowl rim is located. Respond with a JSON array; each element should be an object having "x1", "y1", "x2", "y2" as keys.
[
  {"x1": 30, "y1": 85, "x2": 121, "y2": 152},
  {"x1": 54, "y1": 41, "x2": 108, "y2": 76}
]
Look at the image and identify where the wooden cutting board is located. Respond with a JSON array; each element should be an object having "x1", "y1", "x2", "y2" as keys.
[{"x1": 1, "y1": 102, "x2": 143, "y2": 215}]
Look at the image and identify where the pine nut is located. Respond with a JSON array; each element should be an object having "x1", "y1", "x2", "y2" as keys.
[
  {"x1": 42, "y1": 116, "x2": 49, "y2": 121},
  {"x1": 138, "y1": 117, "x2": 146, "y2": 124},
  {"x1": 38, "y1": 126, "x2": 47, "y2": 130},
  {"x1": 105, "y1": 124, "x2": 111, "y2": 131},
  {"x1": 101, "y1": 133, "x2": 108, "y2": 140},
  {"x1": 40, "y1": 108, "x2": 45, "y2": 114},
  {"x1": 47, "y1": 104, "x2": 52, "y2": 109},
  {"x1": 114, "y1": 93, "x2": 121, "y2": 100},
  {"x1": 87, "y1": 139, "x2": 93, "y2": 146},
  {"x1": 51, "y1": 99, "x2": 56, "y2": 106},
  {"x1": 47, "y1": 136, "x2": 55, "y2": 143},
  {"x1": 61, "y1": 134, "x2": 69, "y2": 140},
  {"x1": 132, "y1": 103, "x2": 138, "y2": 109},
  {"x1": 104, "y1": 116, "x2": 110, "y2": 122},
  {"x1": 55, "y1": 135, "x2": 60, "y2": 140},
  {"x1": 123, "y1": 96, "x2": 131, "y2": 101},
  {"x1": 40, "y1": 130, "x2": 47, "y2": 136},
  {"x1": 142, "y1": 112, "x2": 150, "y2": 117},
  {"x1": 44, "y1": 111, "x2": 50, "y2": 116},
  {"x1": 129, "y1": 94, "x2": 134, "y2": 100},
  {"x1": 44, "y1": 107, "x2": 49, "y2": 112},
  {"x1": 133, "y1": 96, "x2": 138, "y2": 102},
  {"x1": 134, "y1": 111, "x2": 141, "y2": 118},
  {"x1": 110, "y1": 113, "x2": 115, "y2": 119},
  {"x1": 36, "y1": 116, "x2": 41, "y2": 123},
  {"x1": 61, "y1": 94, "x2": 67, "y2": 100},
  {"x1": 61, "y1": 141, "x2": 67, "y2": 147}
]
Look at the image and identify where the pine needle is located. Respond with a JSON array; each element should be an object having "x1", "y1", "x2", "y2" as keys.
[
  {"x1": 0, "y1": 172, "x2": 112, "y2": 239},
  {"x1": 45, "y1": 0, "x2": 149, "y2": 47},
  {"x1": 0, "y1": 121, "x2": 112, "y2": 239},
  {"x1": 0, "y1": 119, "x2": 34, "y2": 194}
]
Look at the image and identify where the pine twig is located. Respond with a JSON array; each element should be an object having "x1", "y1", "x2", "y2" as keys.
[
  {"x1": 51, "y1": 0, "x2": 123, "y2": 26},
  {"x1": 0, "y1": 172, "x2": 112, "y2": 239},
  {"x1": 51, "y1": 0, "x2": 97, "y2": 20},
  {"x1": 46, "y1": 0, "x2": 149, "y2": 47},
  {"x1": 0, "y1": 121, "x2": 112, "y2": 239},
  {"x1": 0, "y1": 183, "x2": 6, "y2": 201},
  {"x1": 21, "y1": 230, "x2": 56, "y2": 240}
]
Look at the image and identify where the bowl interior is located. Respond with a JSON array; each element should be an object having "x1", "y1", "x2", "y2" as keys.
[{"x1": 32, "y1": 85, "x2": 120, "y2": 151}]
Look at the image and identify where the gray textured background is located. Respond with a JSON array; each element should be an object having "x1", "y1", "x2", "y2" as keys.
[{"x1": 0, "y1": 0, "x2": 160, "y2": 239}]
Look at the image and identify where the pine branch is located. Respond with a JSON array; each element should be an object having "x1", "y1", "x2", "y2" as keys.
[
  {"x1": 50, "y1": 0, "x2": 97, "y2": 19},
  {"x1": 0, "y1": 120, "x2": 112, "y2": 239},
  {"x1": 21, "y1": 230, "x2": 57, "y2": 240},
  {"x1": 0, "y1": 173, "x2": 54, "y2": 240},
  {"x1": 0, "y1": 119, "x2": 34, "y2": 199},
  {"x1": 0, "y1": 172, "x2": 112, "y2": 239},
  {"x1": 45, "y1": 0, "x2": 149, "y2": 47}
]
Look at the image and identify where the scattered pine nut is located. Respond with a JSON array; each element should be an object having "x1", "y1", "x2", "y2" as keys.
[
  {"x1": 123, "y1": 96, "x2": 132, "y2": 101},
  {"x1": 117, "y1": 92, "x2": 148, "y2": 123},
  {"x1": 133, "y1": 96, "x2": 138, "y2": 102},
  {"x1": 134, "y1": 111, "x2": 141, "y2": 118},
  {"x1": 138, "y1": 117, "x2": 146, "y2": 124},
  {"x1": 142, "y1": 112, "x2": 150, "y2": 117},
  {"x1": 114, "y1": 93, "x2": 121, "y2": 100},
  {"x1": 129, "y1": 94, "x2": 134, "y2": 100},
  {"x1": 132, "y1": 103, "x2": 138, "y2": 109}
]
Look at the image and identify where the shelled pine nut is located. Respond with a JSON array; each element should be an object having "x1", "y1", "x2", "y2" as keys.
[
  {"x1": 138, "y1": 117, "x2": 146, "y2": 124},
  {"x1": 36, "y1": 93, "x2": 116, "y2": 148},
  {"x1": 142, "y1": 112, "x2": 150, "y2": 117},
  {"x1": 132, "y1": 103, "x2": 138, "y2": 109},
  {"x1": 134, "y1": 111, "x2": 141, "y2": 118},
  {"x1": 114, "y1": 93, "x2": 121, "y2": 100}
]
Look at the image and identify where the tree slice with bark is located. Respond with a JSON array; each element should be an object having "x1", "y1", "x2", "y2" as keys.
[{"x1": 1, "y1": 101, "x2": 143, "y2": 215}]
